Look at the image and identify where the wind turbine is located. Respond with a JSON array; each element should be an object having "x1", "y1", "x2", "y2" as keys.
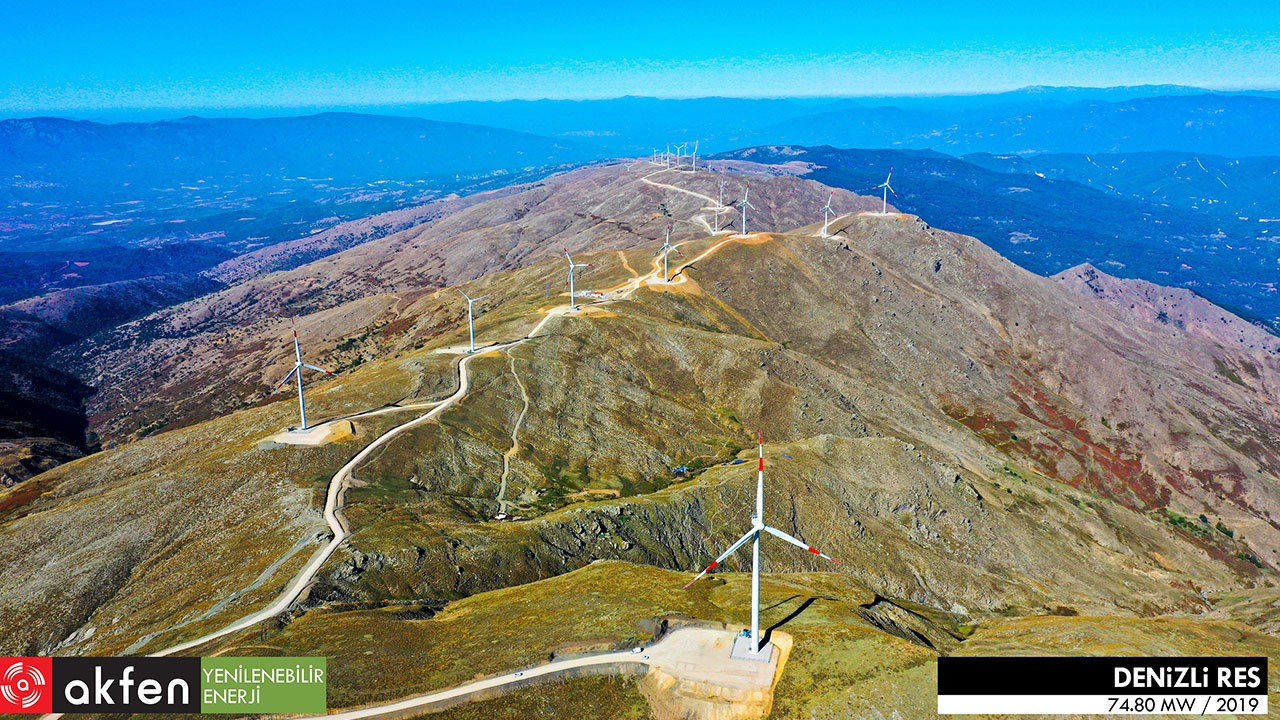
[
  {"x1": 459, "y1": 290, "x2": 489, "y2": 353},
  {"x1": 874, "y1": 169, "x2": 896, "y2": 214},
  {"x1": 564, "y1": 248, "x2": 591, "y2": 310},
  {"x1": 690, "y1": 140, "x2": 699, "y2": 170},
  {"x1": 657, "y1": 222, "x2": 681, "y2": 281},
  {"x1": 666, "y1": 144, "x2": 671, "y2": 167},
  {"x1": 821, "y1": 193, "x2": 837, "y2": 238},
  {"x1": 675, "y1": 142, "x2": 688, "y2": 166},
  {"x1": 684, "y1": 433, "x2": 839, "y2": 656},
  {"x1": 273, "y1": 319, "x2": 337, "y2": 431},
  {"x1": 740, "y1": 185, "x2": 756, "y2": 235}
]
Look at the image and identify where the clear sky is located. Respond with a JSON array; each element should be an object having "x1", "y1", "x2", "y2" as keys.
[{"x1": 3, "y1": 0, "x2": 1279, "y2": 116}]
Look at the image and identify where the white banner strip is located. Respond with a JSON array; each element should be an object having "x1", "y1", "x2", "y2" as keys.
[{"x1": 938, "y1": 694, "x2": 1268, "y2": 715}]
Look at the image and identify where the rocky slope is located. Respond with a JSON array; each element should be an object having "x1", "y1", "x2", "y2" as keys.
[{"x1": 1055, "y1": 262, "x2": 1280, "y2": 353}]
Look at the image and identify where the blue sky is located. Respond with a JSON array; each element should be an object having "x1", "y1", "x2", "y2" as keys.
[{"x1": 3, "y1": 0, "x2": 1279, "y2": 116}]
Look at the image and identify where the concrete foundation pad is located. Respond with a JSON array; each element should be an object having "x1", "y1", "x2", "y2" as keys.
[
  {"x1": 640, "y1": 626, "x2": 791, "y2": 720},
  {"x1": 261, "y1": 419, "x2": 356, "y2": 447},
  {"x1": 729, "y1": 635, "x2": 774, "y2": 663}
]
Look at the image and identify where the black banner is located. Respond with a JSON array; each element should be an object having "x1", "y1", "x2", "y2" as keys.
[
  {"x1": 52, "y1": 657, "x2": 201, "y2": 713},
  {"x1": 937, "y1": 657, "x2": 1267, "y2": 696}
]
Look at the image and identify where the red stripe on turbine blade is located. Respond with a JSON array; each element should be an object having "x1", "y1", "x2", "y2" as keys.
[
  {"x1": 759, "y1": 457, "x2": 765, "y2": 471},
  {"x1": 708, "y1": 560, "x2": 719, "y2": 570},
  {"x1": 807, "y1": 547, "x2": 820, "y2": 555}
]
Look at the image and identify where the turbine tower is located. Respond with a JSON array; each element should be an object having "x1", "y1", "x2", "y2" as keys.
[
  {"x1": 690, "y1": 140, "x2": 699, "y2": 170},
  {"x1": 273, "y1": 319, "x2": 337, "y2": 431},
  {"x1": 684, "y1": 433, "x2": 839, "y2": 656},
  {"x1": 874, "y1": 169, "x2": 897, "y2": 214},
  {"x1": 821, "y1": 193, "x2": 837, "y2": 238},
  {"x1": 564, "y1": 248, "x2": 591, "y2": 310},
  {"x1": 657, "y1": 222, "x2": 681, "y2": 281},
  {"x1": 740, "y1": 185, "x2": 756, "y2": 235},
  {"x1": 459, "y1": 289, "x2": 489, "y2": 353}
]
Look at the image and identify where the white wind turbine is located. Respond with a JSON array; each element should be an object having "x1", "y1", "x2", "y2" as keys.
[
  {"x1": 821, "y1": 193, "x2": 837, "y2": 238},
  {"x1": 675, "y1": 142, "x2": 688, "y2": 167},
  {"x1": 564, "y1": 248, "x2": 592, "y2": 310},
  {"x1": 739, "y1": 185, "x2": 756, "y2": 235},
  {"x1": 657, "y1": 222, "x2": 681, "y2": 281},
  {"x1": 666, "y1": 144, "x2": 672, "y2": 167},
  {"x1": 459, "y1": 289, "x2": 489, "y2": 353},
  {"x1": 684, "y1": 433, "x2": 839, "y2": 656},
  {"x1": 273, "y1": 319, "x2": 337, "y2": 431},
  {"x1": 690, "y1": 140, "x2": 699, "y2": 170},
  {"x1": 874, "y1": 169, "x2": 897, "y2": 214}
]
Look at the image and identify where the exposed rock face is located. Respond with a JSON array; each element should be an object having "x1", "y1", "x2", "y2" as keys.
[{"x1": 1054, "y1": 262, "x2": 1280, "y2": 353}]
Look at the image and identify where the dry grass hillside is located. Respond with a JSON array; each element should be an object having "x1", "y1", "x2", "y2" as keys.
[{"x1": 58, "y1": 164, "x2": 875, "y2": 443}]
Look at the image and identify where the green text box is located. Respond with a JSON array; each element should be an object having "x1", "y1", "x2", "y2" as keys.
[{"x1": 200, "y1": 657, "x2": 326, "y2": 714}]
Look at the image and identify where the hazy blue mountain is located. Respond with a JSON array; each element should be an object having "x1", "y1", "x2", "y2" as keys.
[
  {"x1": 399, "y1": 96, "x2": 824, "y2": 154},
  {"x1": 0, "y1": 113, "x2": 595, "y2": 300},
  {"x1": 962, "y1": 151, "x2": 1280, "y2": 223},
  {"x1": 0, "y1": 112, "x2": 591, "y2": 188},
  {"x1": 763, "y1": 94, "x2": 1280, "y2": 156},
  {"x1": 375, "y1": 89, "x2": 1280, "y2": 158},
  {"x1": 716, "y1": 145, "x2": 1279, "y2": 327}
]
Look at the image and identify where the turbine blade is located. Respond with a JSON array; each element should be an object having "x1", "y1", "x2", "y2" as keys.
[
  {"x1": 763, "y1": 525, "x2": 839, "y2": 563},
  {"x1": 683, "y1": 529, "x2": 757, "y2": 588},
  {"x1": 274, "y1": 366, "x2": 300, "y2": 390},
  {"x1": 303, "y1": 363, "x2": 336, "y2": 376}
]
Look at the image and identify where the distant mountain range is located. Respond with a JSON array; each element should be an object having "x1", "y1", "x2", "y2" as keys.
[
  {"x1": 0, "y1": 112, "x2": 595, "y2": 291},
  {"x1": 396, "y1": 89, "x2": 1280, "y2": 157}
]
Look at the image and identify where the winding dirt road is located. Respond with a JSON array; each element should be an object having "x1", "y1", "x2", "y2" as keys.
[{"x1": 147, "y1": 309, "x2": 562, "y2": 658}]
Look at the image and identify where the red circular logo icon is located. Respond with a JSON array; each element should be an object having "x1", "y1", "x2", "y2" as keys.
[{"x1": 0, "y1": 658, "x2": 52, "y2": 713}]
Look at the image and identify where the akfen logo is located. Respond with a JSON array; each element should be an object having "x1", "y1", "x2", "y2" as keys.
[
  {"x1": 0, "y1": 656, "x2": 324, "y2": 713},
  {"x1": 0, "y1": 657, "x2": 52, "y2": 713}
]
